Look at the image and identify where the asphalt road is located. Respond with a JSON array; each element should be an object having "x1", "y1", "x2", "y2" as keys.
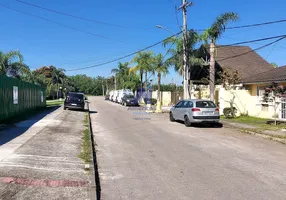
[
  {"x1": 0, "y1": 107, "x2": 91, "y2": 200},
  {"x1": 89, "y1": 96, "x2": 286, "y2": 200}
]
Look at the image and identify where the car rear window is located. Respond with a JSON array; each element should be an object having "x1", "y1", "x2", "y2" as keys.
[
  {"x1": 125, "y1": 95, "x2": 135, "y2": 98},
  {"x1": 196, "y1": 101, "x2": 216, "y2": 108},
  {"x1": 67, "y1": 93, "x2": 84, "y2": 100}
]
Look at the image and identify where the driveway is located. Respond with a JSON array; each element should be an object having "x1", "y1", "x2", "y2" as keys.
[
  {"x1": 89, "y1": 96, "x2": 286, "y2": 200},
  {"x1": 0, "y1": 107, "x2": 91, "y2": 200}
]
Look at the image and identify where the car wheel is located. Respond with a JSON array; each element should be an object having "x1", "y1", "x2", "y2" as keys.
[
  {"x1": 184, "y1": 115, "x2": 192, "y2": 127},
  {"x1": 64, "y1": 107, "x2": 67, "y2": 110},
  {"x1": 169, "y1": 112, "x2": 175, "y2": 122}
]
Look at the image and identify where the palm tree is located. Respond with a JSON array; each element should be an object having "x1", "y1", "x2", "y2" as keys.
[
  {"x1": 130, "y1": 51, "x2": 154, "y2": 91},
  {"x1": 201, "y1": 12, "x2": 239, "y2": 101},
  {"x1": 111, "y1": 62, "x2": 129, "y2": 89},
  {"x1": 50, "y1": 66, "x2": 66, "y2": 99},
  {"x1": 151, "y1": 53, "x2": 169, "y2": 112},
  {"x1": 0, "y1": 50, "x2": 29, "y2": 79},
  {"x1": 25, "y1": 70, "x2": 46, "y2": 86},
  {"x1": 163, "y1": 30, "x2": 204, "y2": 97}
]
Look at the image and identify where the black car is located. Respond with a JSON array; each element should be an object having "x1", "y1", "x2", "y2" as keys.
[
  {"x1": 121, "y1": 94, "x2": 138, "y2": 106},
  {"x1": 64, "y1": 92, "x2": 85, "y2": 110}
]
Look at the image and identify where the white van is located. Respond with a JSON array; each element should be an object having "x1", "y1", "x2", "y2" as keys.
[
  {"x1": 112, "y1": 90, "x2": 119, "y2": 102},
  {"x1": 109, "y1": 90, "x2": 114, "y2": 101}
]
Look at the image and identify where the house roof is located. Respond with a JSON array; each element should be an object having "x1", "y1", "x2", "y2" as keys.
[
  {"x1": 214, "y1": 45, "x2": 273, "y2": 80},
  {"x1": 242, "y1": 65, "x2": 286, "y2": 84}
]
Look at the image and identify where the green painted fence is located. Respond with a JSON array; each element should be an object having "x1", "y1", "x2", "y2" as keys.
[{"x1": 0, "y1": 75, "x2": 46, "y2": 122}]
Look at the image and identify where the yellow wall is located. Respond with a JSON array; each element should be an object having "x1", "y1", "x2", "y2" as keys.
[
  {"x1": 219, "y1": 83, "x2": 284, "y2": 118},
  {"x1": 152, "y1": 91, "x2": 173, "y2": 106}
]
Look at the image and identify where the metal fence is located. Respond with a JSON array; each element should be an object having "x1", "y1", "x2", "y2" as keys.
[{"x1": 0, "y1": 75, "x2": 46, "y2": 121}]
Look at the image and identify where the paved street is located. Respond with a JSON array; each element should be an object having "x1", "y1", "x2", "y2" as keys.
[
  {"x1": 0, "y1": 108, "x2": 91, "y2": 200},
  {"x1": 89, "y1": 96, "x2": 286, "y2": 200}
]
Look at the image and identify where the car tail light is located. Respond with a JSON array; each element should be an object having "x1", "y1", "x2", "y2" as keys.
[
  {"x1": 192, "y1": 108, "x2": 201, "y2": 112},
  {"x1": 215, "y1": 108, "x2": 219, "y2": 112}
]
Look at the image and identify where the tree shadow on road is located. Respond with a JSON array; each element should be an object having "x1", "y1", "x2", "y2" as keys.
[{"x1": 0, "y1": 106, "x2": 60, "y2": 146}]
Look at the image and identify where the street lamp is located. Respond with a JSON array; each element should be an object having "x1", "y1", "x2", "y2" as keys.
[{"x1": 156, "y1": 25, "x2": 176, "y2": 35}]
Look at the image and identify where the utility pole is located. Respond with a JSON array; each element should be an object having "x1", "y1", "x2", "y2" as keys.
[{"x1": 178, "y1": 0, "x2": 192, "y2": 99}]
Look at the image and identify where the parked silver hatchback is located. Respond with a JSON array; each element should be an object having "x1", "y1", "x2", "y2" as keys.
[{"x1": 170, "y1": 99, "x2": 220, "y2": 127}]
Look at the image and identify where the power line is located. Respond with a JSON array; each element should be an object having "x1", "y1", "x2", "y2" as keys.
[
  {"x1": 222, "y1": 35, "x2": 286, "y2": 50},
  {"x1": 265, "y1": 41, "x2": 278, "y2": 60},
  {"x1": 16, "y1": 0, "x2": 286, "y2": 33},
  {"x1": 66, "y1": 33, "x2": 285, "y2": 72},
  {"x1": 195, "y1": 19, "x2": 286, "y2": 32},
  {"x1": 66, "y1": 31, "x2": 183, "y2": 71},
  {"x1": 216, "y1": 36, "x2": 286, "y2": 62},
  {"x1": 16, "y1": 0, "x2": 153, "y2": 31},
  {"x1": 0, "y1": 3, "x2": 121, "y2": 42},
  {"x1": 216, "y1": 34, "x2": 286, "y2": 48}
]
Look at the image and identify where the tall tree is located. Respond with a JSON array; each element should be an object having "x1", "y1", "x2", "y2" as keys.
[
  {"x1": 111, "y1": 62, "x2": 129, "y2": 89},
  {"x1": 151, "y1": 53, "x2": 169, "y2": 112},
  {"x1": 0, "y1": 50, "x2": 29, "y2": 79},
  {"x1": 24, "y1": 70, "x2": 46, "y2": 86},
  {"x1": 201, "y1": 12, "x2": 239, "y2": 101},
  {"x1": 50, "y1": 66, "x2": 66, "y2": 99},
  {"x1": 130, "y1": 51, "x2": 154, "y2": 94}
]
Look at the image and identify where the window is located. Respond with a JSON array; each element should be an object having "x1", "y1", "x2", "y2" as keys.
[
  {"x1": 196, "y1": 101, "x2": 216, "y2": 108},
  {"x1": 256, "y1": 86, "x2": 267, "y2": 104},
  {"x1": 188, "y1": 101, "x2": 194, "y2": 108},
  {"x1": 182, "y1": 101, "x2": 193, "y2": 108},
  {"x1": 175, "y1": 101, "x2": 183, "y2": 108},
  {"x1": 182, "y1": 101, "x2": 189, "y2": 108}
]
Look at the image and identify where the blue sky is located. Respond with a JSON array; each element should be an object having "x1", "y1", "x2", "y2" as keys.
[{"x1": 1, "y1": 0, "x2": 286, "y2": 85}]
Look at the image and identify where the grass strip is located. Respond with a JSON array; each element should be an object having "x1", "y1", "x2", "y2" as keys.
[{"x1": 78, "y1": 113, "x2": 91, "y2": 164}]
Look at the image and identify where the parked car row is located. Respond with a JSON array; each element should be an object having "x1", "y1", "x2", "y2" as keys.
[{"x1": 106, "y1": 89, "x2": 139, "y2": 106}]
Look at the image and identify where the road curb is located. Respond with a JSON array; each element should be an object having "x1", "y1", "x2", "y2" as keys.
[
  {"x1": 87, "y1": 103, "x2": 101, "y2": 200},
  {"x1": 222, "y1": 121, "x2": 286, "y2": 145}
]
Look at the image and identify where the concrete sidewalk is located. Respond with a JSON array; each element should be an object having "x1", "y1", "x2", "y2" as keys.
[{"x1": 0, "y1": 107, "x2": 92, "y2": 200}]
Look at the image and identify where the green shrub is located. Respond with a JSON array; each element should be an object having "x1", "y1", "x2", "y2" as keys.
[{"x1": 223, "y1": 107, "x2": 237, "y2": 118}]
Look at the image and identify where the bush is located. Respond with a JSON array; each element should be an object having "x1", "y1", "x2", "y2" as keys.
[{"x1": 223, "y1": 107, "x2": 237, "y2": 118}]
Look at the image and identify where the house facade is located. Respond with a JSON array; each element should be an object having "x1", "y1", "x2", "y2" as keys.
[
  {"x1": 192, "y1": 45, "x2": 286, "y2": 119},
  {"x1": 241, "y1": 65, "x2": 286, "y2": 119}
]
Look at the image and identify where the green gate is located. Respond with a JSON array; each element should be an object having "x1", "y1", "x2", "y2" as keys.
[{"x1": 0, "y1": 75, "x2": 46, "y2": 122}]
